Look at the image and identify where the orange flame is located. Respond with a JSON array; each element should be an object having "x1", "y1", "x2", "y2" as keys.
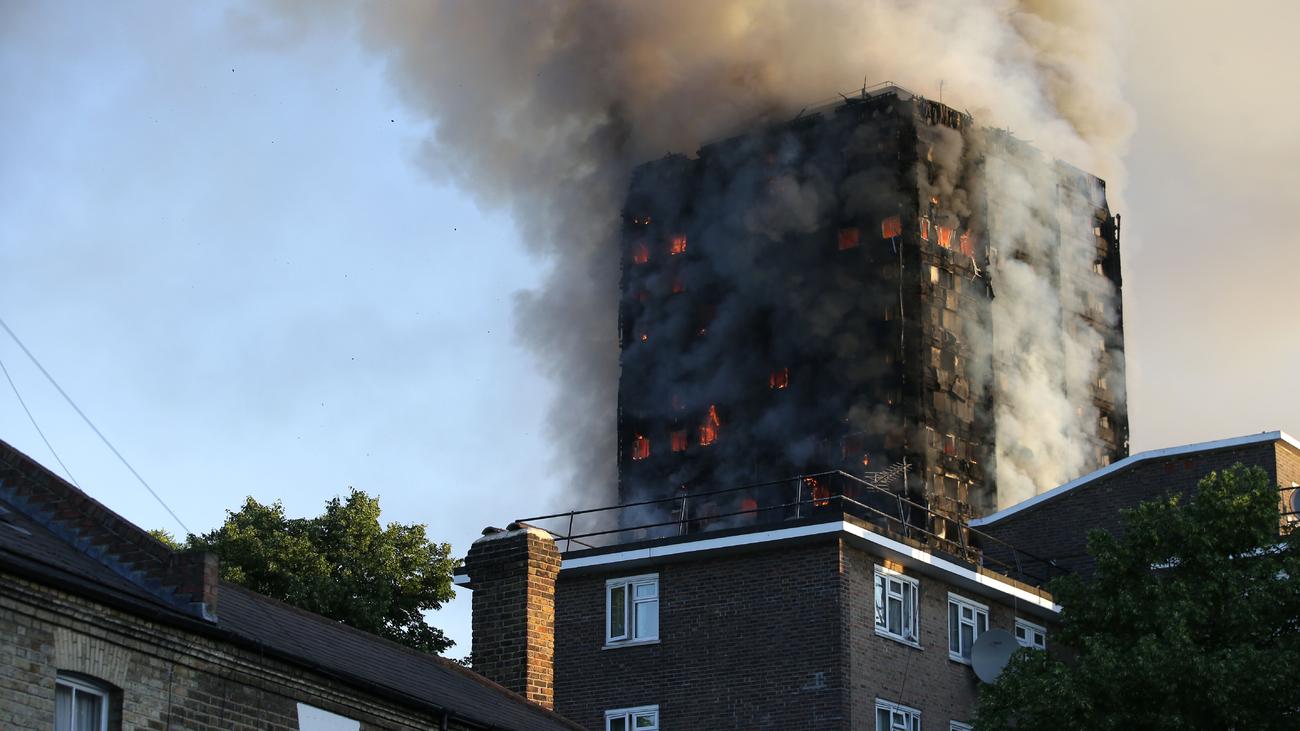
[
  {"x1": 837, "y1": 227, "x2": 860, "y2": 250},
  {"x1": 881, "y1": 215, "x2": 902, "y2": 239},
  {"x1": 631, "y1": 434, "x2": 650, "y2": 460},
  {"x1": 698, "y1": 405, "x2": 720, "y2": 446},
  {"x1": 632, "y1": 242, "x2": 649, "y2": 265},
  {"x1": 936, "y1": 225, "x2": 953, "y2": 249},
  {"x1": 670, "y1": 235, "x2": 687, "y2": 255},
  {"x1": 670, "y1": 430, "x2": 687, "y2": 452}
]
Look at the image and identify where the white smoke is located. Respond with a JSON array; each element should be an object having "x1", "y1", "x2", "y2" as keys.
[{"x1": 251, "y1": 0, "x2": 1134, "y2": 508}]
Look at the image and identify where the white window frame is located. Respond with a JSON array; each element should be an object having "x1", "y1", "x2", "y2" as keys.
[
  {"x1": 605, "y1": 574, "x2": 659, "y2": 647},
  {"x1": 1014, "y1": 617, "x2": 1047, "y2": 650},
  {"x1": 873, "y1": 565, "x2": 920, "y2": 647},
  {"x1": 56, "y1": 674, "x2": 110, "y2": 731},
  {"x1": 874, "y1": 698, "x2": 921, "y2": 731},
  {"x1": 947, "y1": 592, "x2": 989, "y2": 664},
  {"x1": 951, "y1": 722, "x2": 974, "y2": 731},
  {"x1": 605, "y1": 704, "x2": 659, "y2": 730}
]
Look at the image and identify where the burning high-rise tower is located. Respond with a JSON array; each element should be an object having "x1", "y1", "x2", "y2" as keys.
[{"x1": 617, "y1": 84, "x2": 1128, "y2": 524}]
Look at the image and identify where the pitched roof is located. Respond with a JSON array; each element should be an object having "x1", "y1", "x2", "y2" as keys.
[
  {"x1": 970, "y1": 430, "x2": 1300, "y2": 527},
  {"x1": 0, "y1": 438, "x2": 583, "y2": 731}
]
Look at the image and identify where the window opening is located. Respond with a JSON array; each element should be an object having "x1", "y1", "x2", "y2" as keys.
[
  {"x1": 698, "y1": 405, "x2": 720, "y2": 446},
  {"x1": 669, "y1": 235, "x2": 687, "y2": 255},
  {"x1": 670, "y1": 430, "x2": 688, "y2": 453},
  {"x1": 948, "y1": 593, "x2": 989, "y2": 663},
  {"x1": 56, "y1": 675, "x2": 109, "y2": 731},
  {"x1": 606, "y1": 576, "x2": 659, "y2": 645},
  {"x1": 881, "y1": 215, "x2": 903, "y2": 239},
  {"x1": 1015, "y1": 618, "x2": 1047, "y2": 650},
  {"x1": 631, "y1": 242, "x2": 649, "y2": 265},
  {"x1": 631, "y1": 434, "x2": 650, "y2": 461},
  {"x1": 874, "y1": 565, "x2": 919, "y2": 644},
  {"x1": 875, "y1": 699, "x2": 921, "y2": 731},
  {"x1": 919, "y1": 217, "x2": 931, "y2": 242},
  {"x1": 937, "y1": 225, "x2": 953, "y2": 249},
  {"x1": 769, "y1": 367, "x2": 789, "y2": 390},
  {"x1": 606, "y1": 705, "x2": 659, "y2": 731},
  {"x1": 838, "y1": 227, "x2": 861, "y2": 250}
]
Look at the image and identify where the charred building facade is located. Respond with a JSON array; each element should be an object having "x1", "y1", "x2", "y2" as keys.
[{"x1": 617, "y1": 85, "x2": 1127, "y2": 523}]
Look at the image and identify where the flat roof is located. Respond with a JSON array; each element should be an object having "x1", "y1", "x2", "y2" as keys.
[
  {"x1": 970, "y1": 430, "x2": 1300, "y2": 527},
  {"x1": 526, "y1": 514, "x2": 1059, "y2": 617}
]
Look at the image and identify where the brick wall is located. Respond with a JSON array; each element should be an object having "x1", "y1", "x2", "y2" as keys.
[
  {"x1": 552, "y1": 536, "x2": 1046, "y2": 730},
  {"x1": 554, "y1": 540, "x2": 848, "y2": 730},
  {"x1": 843, "y1": 543, "x2": 1024, "y2": 729},
  {"x1": 977, "y1": 440, "x2": 1282, "y2": 579},
  {"x1": 0, "y1": 572, "x2": 476, "y2": 731},
  {"x1": 464, "y1": 526, "x2": 562, "y2": 709}
]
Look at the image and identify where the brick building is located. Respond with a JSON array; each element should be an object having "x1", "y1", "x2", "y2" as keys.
[
  {"x1": 972, "y1": 430, "x2": 1300, "y2": 579},
  {"x1": 458, "y1": 429, "x2": 1298, "y2": 730},
  {"x1": 459, "y1": 475, "x2": 1060, "y2": 731},
  {"x1": 0, "y1": 438, "x2": 583, "y2": 731}
]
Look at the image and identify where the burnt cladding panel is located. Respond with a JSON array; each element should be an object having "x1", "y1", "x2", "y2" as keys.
[{"x1": 617, "y1": 97, "x2": 925, "y2": 507}]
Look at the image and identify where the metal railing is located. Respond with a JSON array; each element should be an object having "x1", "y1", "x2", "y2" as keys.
[{"x1": 515, "y1": 470, "x2": 1065, "y2": 587}]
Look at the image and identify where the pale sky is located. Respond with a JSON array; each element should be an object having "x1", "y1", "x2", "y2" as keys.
[{"x1": 2, "y1": 1, "x2": 1297, "y2": 654}]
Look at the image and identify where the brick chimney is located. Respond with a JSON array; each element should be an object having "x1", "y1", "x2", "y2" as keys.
[{"x1": 463, "y1": 523, "x2": 561, "y2": 709}]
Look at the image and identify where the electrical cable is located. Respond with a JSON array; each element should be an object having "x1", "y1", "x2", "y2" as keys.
[
  {"x1": 0, "y1": 316, "x2": 191, "y2": 535},
  {"x1": 0, "y1": 355, "x2": 80, "y2": 488}
]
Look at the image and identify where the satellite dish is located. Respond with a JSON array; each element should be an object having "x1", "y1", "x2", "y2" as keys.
[{"x1": 971, "y1": 629, "x2": 1018, "y2": 683}]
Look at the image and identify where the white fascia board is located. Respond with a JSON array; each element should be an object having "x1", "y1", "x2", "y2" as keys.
[
  {"x1": 561, "y1": 520, "x2": 1059, "y2": 613},
  {"x1": 971, "y1": 430, "x2": 1296, "y2": 528},
  {"x1": 452, "y1": 572, "x2": 471, "y2": 586}
]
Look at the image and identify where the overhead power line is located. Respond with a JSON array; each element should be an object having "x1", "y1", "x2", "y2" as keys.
[
  {"x1": 0, "y1": 316, "x2": 192, "y2": 535},
  {"x1": 0, "y1": 356, "x2": 80, "y2": 488}
]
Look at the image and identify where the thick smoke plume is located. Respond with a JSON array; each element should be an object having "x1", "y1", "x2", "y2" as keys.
[{"x1": 263, "y1": 1, "x2": 1133, "y2": 508}]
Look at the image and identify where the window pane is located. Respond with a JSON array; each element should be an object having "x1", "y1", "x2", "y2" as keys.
[
  {"x1": 874, "y1": 576, "x2": 885, "y2": 628},
  {"x1": 887, "y1": 597, "x2": 902, "y2": 635},
  {"x1": 74, "y1": 691, "x2": 101, "y2": 731},
  {"x1": 634, "y1": 711, "x2": 657, "y2": 728},
  {"x1": 978, "y1": 612, "x2": 987, "y2": 633},
  {"x1": 609, "y1": 586, "x2": 627, "y2": 639},
  {"x1": 634, "y1": 581, "x2": 657, "y2": 599},
  {"x1": 608, "y1": 716, "x2": 627, "y2": 731},
  {"x1": 634, "y1": 599, "x2": 658, "y2": 640},
  {"x1": 960, "y1": 624, "x2": 974, "y2": 658},
  {"x1": 56, "y1": 685, "x2": 73, "y2": 731},
  {"x1": 948, "y1": 603, "x2": 959, "y2": 653},
  {"x1": 876, "y1": 708, "x2": 889, "y2": 731}
]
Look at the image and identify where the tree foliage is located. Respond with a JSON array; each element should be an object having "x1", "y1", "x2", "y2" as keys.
[
  {"x1": 185, "y1": 489, "x2": 458, "y2": 655},
  {"x1": 975, "y1": 465, "x2": 1300, "y2": 730}
]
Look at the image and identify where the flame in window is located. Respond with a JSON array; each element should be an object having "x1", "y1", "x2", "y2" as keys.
[
  {"x1": 881, "y1": 215, "x2": 902, "y2": 239},
  {"x1": 837, "y1": 228, "x2": 860, "y2": 250},
  {"x1": 769, "y1": 367, "x2": 789, "y2": 390},
  {"x1": 959, "y1": 230, "x2": 974, "y2": 257},
  {"x1": 919, "y1": 217, "x2": 931, "y2": 242},
  {"x1": 936, "y1": 225, "x2": 953, "y2": 249},
  {"x1": 632, "y1": 242, "x2": 649, "y2": 265},
  {"x1": 670, "y1": 235, "x2": 687, "y2": 255},
  {"x1": 805, "y1": 477, "x2": 830, "y2": 507},
  {"x1": 631, "y1": 434, "x2": 650, "y2": 460},
  {"x1": 671, "y1": 274, "x2": 684, "y2": 294},
  {"x1": 698, "y1": 405, "x2": 720, "y2": 446},
  {"x1": 670, "y1": 430, "x2": 687, "y2": 452}
]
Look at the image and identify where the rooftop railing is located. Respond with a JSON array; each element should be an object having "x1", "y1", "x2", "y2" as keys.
[{"x1": 515, "y1": 470, "x2": 1066, "y2": 588}]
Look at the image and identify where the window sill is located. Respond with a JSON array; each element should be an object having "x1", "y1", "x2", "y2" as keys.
[
  {"x1": 949, "y1": 654, "x2": 972, "y2": 665},
  {"x1": 603, "y1": 638, "x2": 660, "y2": 650},
  {"x1": 874, "y1": 628, "x2": 921, "y2": 649}
]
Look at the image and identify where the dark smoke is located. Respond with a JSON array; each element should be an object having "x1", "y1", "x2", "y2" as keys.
[{"x1": 250, "y1": 0, "x2": 1134, "y2": 508}]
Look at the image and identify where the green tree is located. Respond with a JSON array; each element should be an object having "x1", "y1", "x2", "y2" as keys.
[
  {"x1": 975, "y1": 465, "x2": 1300, "y2": 730},
  {"x1": 184, "y1": 489, "x2": 458, "y2": 654}
]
